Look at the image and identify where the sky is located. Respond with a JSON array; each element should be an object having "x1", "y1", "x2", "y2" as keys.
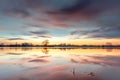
[{"x1": 0, "y1": 0, "x2": 120, "y2": 45}]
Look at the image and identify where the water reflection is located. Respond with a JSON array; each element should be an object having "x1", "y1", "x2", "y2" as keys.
[
  {"x1": 41, "y1": 48, "x2": 49, "y2": 54},
  {"x1": 0, "y1": 48, "x2": 120, "y2": 80}
]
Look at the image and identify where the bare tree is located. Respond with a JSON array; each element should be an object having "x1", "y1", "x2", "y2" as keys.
[{"x1": 42, "y1": 40, "x2": 49, "y2": 46}]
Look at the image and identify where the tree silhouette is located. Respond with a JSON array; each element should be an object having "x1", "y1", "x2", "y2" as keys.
[{"x1": 42, "y1": 40, "x2": 49, "y2": 46}]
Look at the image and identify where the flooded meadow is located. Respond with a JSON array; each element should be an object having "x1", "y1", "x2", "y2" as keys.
[{"x1": 0, "y1": 48, "x2": 120, "y2": 80}]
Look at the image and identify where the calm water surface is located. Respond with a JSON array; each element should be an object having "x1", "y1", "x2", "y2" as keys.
[{"x1": 0, "y1": 48, "x2": 120, "y2": 80}]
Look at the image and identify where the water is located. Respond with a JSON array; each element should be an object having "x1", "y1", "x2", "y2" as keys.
[{"x1": 0, "y1": 48, "x2": 120, "y2": 80}]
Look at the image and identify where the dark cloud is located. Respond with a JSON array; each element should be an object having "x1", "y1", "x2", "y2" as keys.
[
  {"x1": 1, "y1": 0, "x2": 120, "y2": 19},
  {"x1": 29, "y1": 29, "x2": 52, "y2": 38},
  {"x1": 60, "y1": 0, "x2": 91, "y2": 13},
  {"x1": 0, "y1": 0, "x2": 120, "y2": 39},
  {"x1": 70, "y1": 26, "x2": 120, "y2": 39},
  {"x1": 38, "y1": 36, "x2": 52, "y2": 38},
  {"x1": 30, "y1": 30, "x2": 50, "y2": 35},
  {"x1": 26, "y1": 23, "x2": 45, "y2": 28},
  {"x1": 7, "y1": 38, "x2": 25, "y2": 40},
  {"x1": 2, "y1": 0, "x2": 119, "y2": 22},
  {"x1": 44, "y1": 0, "x2": 120, "y2": 22},
  {"x1": 32, "y1": 35, "x2": 52, "y2": 39},
  {"x1": 7, "y1": 9, "x2": 31, "y2": 18}
]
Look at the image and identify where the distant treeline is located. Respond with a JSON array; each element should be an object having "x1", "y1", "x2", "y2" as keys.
[{"x1": 0, "y1": 43, "x2": 120, "y2": 49}]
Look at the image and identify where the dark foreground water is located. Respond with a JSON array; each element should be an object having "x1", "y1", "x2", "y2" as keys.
[{"x1": 0, "y1": 48, "x2": 120, "y2": 80}]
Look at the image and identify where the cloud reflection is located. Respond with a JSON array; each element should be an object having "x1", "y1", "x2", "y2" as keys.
[
  {"x1": 29, "y1": 59, "x2": 49, "y2": 63},
  {"x1": 0, "y1": 48, "x2": 120, "y2": 80},
  {"x1": 70, "y1": 55, "x2": 120, "y2": 67}
]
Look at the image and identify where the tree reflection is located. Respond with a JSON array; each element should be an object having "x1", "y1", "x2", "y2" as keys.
[{"x1": 41, "y1": 48, "x2": 49, "y2": 54}]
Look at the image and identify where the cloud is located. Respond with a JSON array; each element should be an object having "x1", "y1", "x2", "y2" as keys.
[
  {"x1": 1, "y1": 0, "x2": 120, "y2": 20},
  {"x1": 2, "y1": 0, "x2": 119, "y2": 23},
  {"x1": 30, "y1": 30, "x2": 50, "y2": 35},
  {"x1": 70, "y1": 26, "x2": 120, "y2": 39},
  {"x1": 6, "y1": 8, "x2": 31, "y2": 18},
  {"x1": 0, "y1": 0, "x2": 120, "y2": 39},
  {"x1": 26, "y1": 23, "x2": 45, "y2": 28},
  {"x1": 29, "y1": 30, "x2": 53, "y2": 38},
  {"x1": 6, "y1": 38, "x2": 25, "y2": 40},
  {"x1": 38, "y1": 36, "x2": 52, "y2": 38}
]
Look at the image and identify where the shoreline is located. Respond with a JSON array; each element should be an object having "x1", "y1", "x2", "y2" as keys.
[{"x1": 0, "y1": 46, "x2": 120, "y2": 49}]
